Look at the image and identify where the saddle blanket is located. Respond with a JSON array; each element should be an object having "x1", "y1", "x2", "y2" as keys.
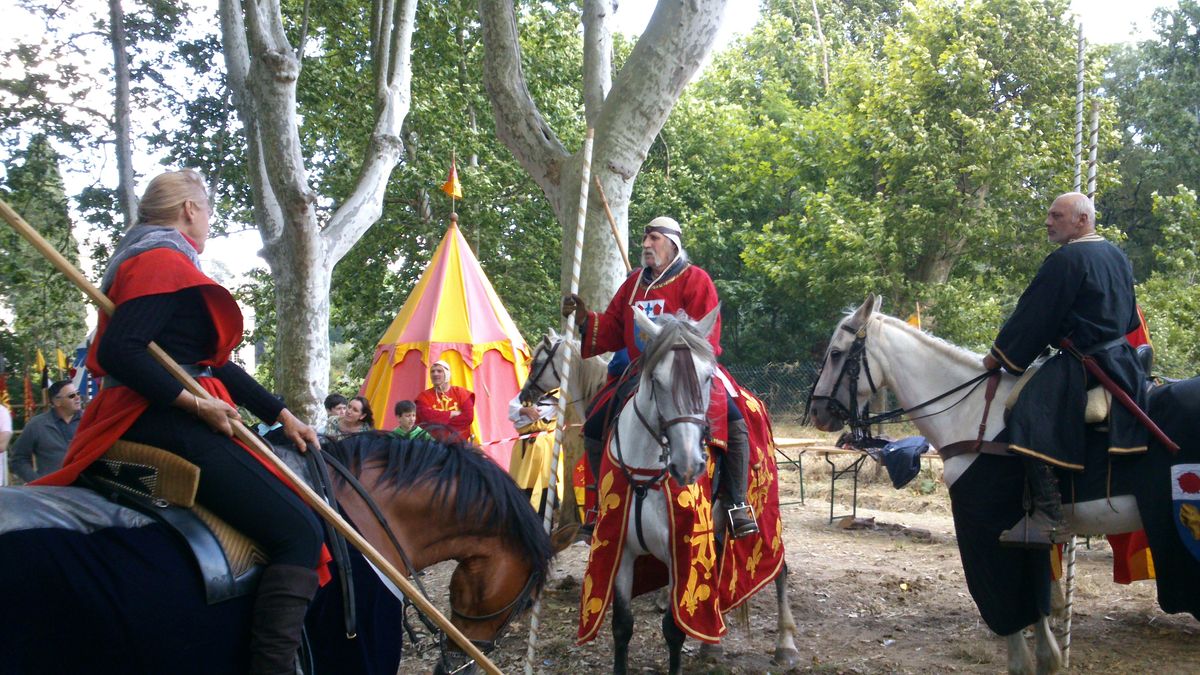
[{"x1": 577, "y1": 387, "x2": 785, "y2": 644}]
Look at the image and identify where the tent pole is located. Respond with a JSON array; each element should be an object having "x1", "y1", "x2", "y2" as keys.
[
  {"x1": 0, "y1": 198, "x2": 502, "y2": 675},
  {"x1": 524, "y1": 128, "x2": 594, "y2": 674}
]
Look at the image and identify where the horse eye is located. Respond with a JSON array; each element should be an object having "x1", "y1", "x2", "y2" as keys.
[{"x1": 830, "y1": 349, "x2": 842, "y2": 360}]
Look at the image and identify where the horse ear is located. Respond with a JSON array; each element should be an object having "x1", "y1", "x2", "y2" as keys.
[
  {"x1": 852, "y1": 294, "x2": 878, "y2": 324},
  {"x1": 694, "y1": 303, "x2": 721, "y2": 339},
  {"x1": 632, "y1": 305, "x2": 661, "y2": 342},
  {"x1": 871, "y1": 294, "x2": 882, "y2": 314}
]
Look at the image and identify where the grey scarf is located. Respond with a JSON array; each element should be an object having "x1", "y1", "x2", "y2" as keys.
[{"x1": 100, "y1": 225, "x2": 203, "y2": 293}]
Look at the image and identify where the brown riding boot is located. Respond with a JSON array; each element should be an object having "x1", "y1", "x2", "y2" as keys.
[
  {"x1": 724, "y1": 419, "x2": 759, "y2": 539},
  {"x1": 249, "y1": 563, "x2": 319, "y2": 675},
  {"x1": 999, "y1": 458, "x2": 1070, "y2": 549}
]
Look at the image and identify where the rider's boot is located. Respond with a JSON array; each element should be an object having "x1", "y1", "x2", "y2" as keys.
[
  {"x1": 575, "y1": 437, "x2": 606, "y2": 543},
  {"x1": 999, "y1": 458, "x2": 1070, "y2": 549},
  {"x1": 723, "y1": 419, "x2": 759, "y2": 539},
  {"x1": 249, "y1": 563, "x2": 319, "y2": 675}
]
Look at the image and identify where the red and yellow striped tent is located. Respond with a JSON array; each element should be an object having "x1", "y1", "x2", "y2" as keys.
[{"x1": 359, "y1": 221, "x2": 530, "y2": 468}]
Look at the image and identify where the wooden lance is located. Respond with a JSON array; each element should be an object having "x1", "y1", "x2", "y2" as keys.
[{"x1": 0, "y1": 198, "x2": 502, "y2": 675}]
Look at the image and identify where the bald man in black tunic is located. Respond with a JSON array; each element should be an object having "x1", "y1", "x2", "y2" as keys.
[{"x1": 982, "y1": 192, "x2": 1147, "y2": 548}]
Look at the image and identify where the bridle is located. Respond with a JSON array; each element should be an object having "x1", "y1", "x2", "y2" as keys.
[
  {"x1": 807, "y1": 320, "x2": 995, "y2": 438},
  {"x1": 521, "y1": 337, "x2": 564, "y2": 401},
  {"x1": 315, "y1": 442, "x2": 537, "y2": 674},
  {"x1": 611, "y1": 343, "x2": 710, "y2": 550}
]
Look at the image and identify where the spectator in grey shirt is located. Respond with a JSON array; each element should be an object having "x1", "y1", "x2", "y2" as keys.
[{"x1": 10, "y1": 380, "x2": 82, "y2": 483}]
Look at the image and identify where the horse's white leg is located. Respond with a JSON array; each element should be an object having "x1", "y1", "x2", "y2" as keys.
[
  {"x1": 772, "y1": 564, "x2": 800, "y2": 668},
  {"x1": 612, "y1": 550, "x2": 637, "y2": 675},
  {"x1": 1005, "y1": 630, "x2": 1035, "y2": 675},
  {"x1": 1033, "y1": 615, "x2": 1062, "y2": 675}
]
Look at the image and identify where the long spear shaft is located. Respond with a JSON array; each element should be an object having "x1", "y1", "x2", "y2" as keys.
[
  {"x1": 592, "y1": 176, "x2": 631, "y2": 274},
  {"x1": 523, "y1": 127, "x2": 594, "y2": 674},
  {"x1": 0, "y1": 198, "x2": 502, "y2": 675}
]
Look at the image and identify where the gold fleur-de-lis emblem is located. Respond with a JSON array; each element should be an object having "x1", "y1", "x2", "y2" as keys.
[
  {"x1": 581, "y1": 574, "x2": 604, "y2": 620},
  {"x1": 598, "y1": 470, "x2": 621, "y2": 518},
  {"x1": 745, "y1": 538, "x2": 764, "y2": 576},
  {"x1": 680, "y1": 565, "x2": 712, "y2": 616}
]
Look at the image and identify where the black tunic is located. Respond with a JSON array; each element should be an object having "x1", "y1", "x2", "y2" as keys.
[{"x1": 989, "y1": 235, "x2": 1147, "y2": 469}]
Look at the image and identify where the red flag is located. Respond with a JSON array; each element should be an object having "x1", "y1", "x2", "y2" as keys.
[{"x1": 23, "y1": 372, "x2": 34, "y2": 421}]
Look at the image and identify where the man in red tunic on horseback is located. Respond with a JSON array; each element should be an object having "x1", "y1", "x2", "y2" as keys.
[{"x1": 562, "y1": 216, "x2": 759, "y2": 538}]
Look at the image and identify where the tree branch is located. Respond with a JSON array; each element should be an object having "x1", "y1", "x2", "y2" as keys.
[
  {"x1": 591, "y1": 0, "x2": 728, "y2": 184},
  {"x1": 478, "y1": 0, "x2": 570, "y2": 195},
  {"x1": 324, "y1": 0, "x2": 415, "y2": 263},
  {"x1": 582, "y1": 0, "x2": 614, "y2": 126},
  {"x1": 108, "y1": 0, "x2": 137, "y2": 227}
]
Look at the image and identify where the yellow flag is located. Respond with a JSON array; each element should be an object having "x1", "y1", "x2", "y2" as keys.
[
  {"x1": 906, "y1": 303, "x2": 923, "y2": 330},
  {"x1": 34, "y1": 349, "x2": 46, "y2": 373},
  {"x1": 440, "y1": 161, "x2": 462, "y2": 200},
  {"x1": 56, "y1": 348, "x2": 68, "y2": 371}
]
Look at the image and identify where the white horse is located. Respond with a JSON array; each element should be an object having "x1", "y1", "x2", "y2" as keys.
[
  {"x1": 539, "y1": 307, "x2": 798, "y2": 674},
  {"x1": 808, "y1": 294, "x2": 1155, "y2": 675},
  {"x1": 518, "y1": 328, "x2": 611, "y2": 426}
]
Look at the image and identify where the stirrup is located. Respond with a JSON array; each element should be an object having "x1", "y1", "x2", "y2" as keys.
[{"x1": 727, "y1": 502, "x2": 759, "y2": 538}]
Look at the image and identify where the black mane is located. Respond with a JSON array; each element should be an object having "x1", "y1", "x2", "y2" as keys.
[{"x1": 322, "y1": 432, "x2": 552, "y2": 588}]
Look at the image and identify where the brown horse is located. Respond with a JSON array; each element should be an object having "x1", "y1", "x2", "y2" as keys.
[{"x1": 0, "y1": 433, "x2": 551, "y2": 675}]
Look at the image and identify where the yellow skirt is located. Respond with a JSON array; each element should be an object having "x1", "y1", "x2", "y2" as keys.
[{"x1": 507, "y1": 420, "x2": 564, "y2": 509}]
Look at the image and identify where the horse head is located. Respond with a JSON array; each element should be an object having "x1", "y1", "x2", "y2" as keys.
[
  {"x1": 520, "y1": 329, "x2": 567, "y2": 403},
  {"x1": 808, "y1": 293, "x2": 884, "y2": 432},
  {"x1": 630, "y1": 304, "x2": 719, "y2": 485}
]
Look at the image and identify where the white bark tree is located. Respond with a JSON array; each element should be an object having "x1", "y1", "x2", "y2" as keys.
[
  {"x1": 479, "y1": 0, "x2": 728, "y2": 304},
  {"x1": 218, "y1": 0, "x2": 417, "y2": 421}
]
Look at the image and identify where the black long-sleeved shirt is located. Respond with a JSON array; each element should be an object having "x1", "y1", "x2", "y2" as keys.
[{"x1": 97, "y1": 287, "x2": 284, "y2": 425}]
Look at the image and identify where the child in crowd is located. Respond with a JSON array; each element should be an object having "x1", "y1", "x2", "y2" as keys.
[{"x1": 391, "y1": 400, "x2": 432, "y2": 441}]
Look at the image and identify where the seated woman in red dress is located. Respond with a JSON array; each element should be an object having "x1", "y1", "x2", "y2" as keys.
[{"x1": 414, "y1": 359, "x2": 475, "y2": 443}]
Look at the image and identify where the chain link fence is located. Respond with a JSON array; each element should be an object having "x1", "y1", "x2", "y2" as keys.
[{"x1": 724, "y1": 361, "x2": 823, "y2": 426}]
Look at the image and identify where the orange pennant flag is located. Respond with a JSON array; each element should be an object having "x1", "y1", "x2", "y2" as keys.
[{"x1": 440, "y1": 161, "x2": 462, "y2": 200}]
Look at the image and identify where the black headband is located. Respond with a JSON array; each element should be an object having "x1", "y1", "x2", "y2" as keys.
[{"x1": 644, "y1": 225, "x2": 680, "y2": 237}]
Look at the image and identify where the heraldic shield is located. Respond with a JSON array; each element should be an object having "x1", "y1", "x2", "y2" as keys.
[{"x1": 1171, "y1": 464, "x2": 1200, "y2": 562}]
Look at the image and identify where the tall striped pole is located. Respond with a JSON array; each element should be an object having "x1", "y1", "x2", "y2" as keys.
[
  {"x1": 1073, "y1": 23, "x2": 1085, "y2": 193},
  {"x1": 1063, "y1": 25, "x2": 1088, "y2": 668},
  {"x1": 523, "y1": 128, "x2": 595, "y2": 674},
  {"x1": 1086, "y1": 100, "x2": 1100, "y2": 200}
]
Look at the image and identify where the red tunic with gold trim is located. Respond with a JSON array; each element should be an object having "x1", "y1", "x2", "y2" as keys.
[
  {"x1": 414, "y1": 385, "x2": 475, "y2": 443},
  {"x1": 580, "y1": 263, "x2": 721, "y2": 362},
  {"x1": 580, "y1": 262, "x2": 728, "y2": 442}
]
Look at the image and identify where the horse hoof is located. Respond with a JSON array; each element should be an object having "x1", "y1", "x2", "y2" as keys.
[
  {"x1": 698, "y1": 643, "x2": 724, "y2": 661},
  {"x1": 773, "y1": 647, "x2": 801, "y2": 669}
]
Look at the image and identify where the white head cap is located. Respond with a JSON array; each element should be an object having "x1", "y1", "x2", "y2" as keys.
[
  {"x1": 645, "y1": 216, "x2": 682, "y2": 253},
  {"x1": 432, "y1": 359, "x2": 451, "y2": 374}
]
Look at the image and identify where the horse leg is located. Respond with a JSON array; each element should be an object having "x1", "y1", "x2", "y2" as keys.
[
  {"x1": 661, "y1": 605, "x2": 687, "y2": 675},
  {"x1": 1004, "y1": 629, "x2": 1035, "y2": 675},
  {"x1": 1032, "y1": 615, "x2": 1062, "y2": 675},
  {"x1": 772, "y1": 564, "x2": 801, "y2": 668},
  {"x1": 612, "y1": 557, "x2": 636, "y2": 675}
]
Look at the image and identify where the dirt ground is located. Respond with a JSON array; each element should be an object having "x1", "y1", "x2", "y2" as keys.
[{"x1": 398, "y1": 428, "x2": 1200, "y2": 674}]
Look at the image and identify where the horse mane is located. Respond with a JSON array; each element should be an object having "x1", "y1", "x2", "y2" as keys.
[
  {"x1": 640, "y1": 312, "x2": 716, "y2": 412},
  {"x1": 324, "y1": 432, "x2": 552, "y2": 587},
  {"x1": 871, "y1": 313, "x2": 984, "y2": 369}
]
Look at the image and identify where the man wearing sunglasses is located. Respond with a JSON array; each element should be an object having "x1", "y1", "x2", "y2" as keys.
[
  {"x1": 563, "y1": 216, "x2": 759, "y2": 538},
  {"x1": 9, "y1": 379, "x2": 82, "y2": 483}
]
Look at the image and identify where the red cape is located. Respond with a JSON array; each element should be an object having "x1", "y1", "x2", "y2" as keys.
[{"x1": 35, "y1": 246, "x2": 331, "y2": 583}]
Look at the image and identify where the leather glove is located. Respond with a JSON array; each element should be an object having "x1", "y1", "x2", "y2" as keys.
[{"x1": 562, "y1": 294, "x2": 588, "y2": 323}]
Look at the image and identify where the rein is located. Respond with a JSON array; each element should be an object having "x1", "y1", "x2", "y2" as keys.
[
  {"x1": 610, "y1": 344, "x2": 709, "y2": 552},
  {"x1": 809, "y1": 321, "x2": 997, "y2": 438},
  {"x1": 316, "y1": 443, "x2": 536, "y2": 669}
]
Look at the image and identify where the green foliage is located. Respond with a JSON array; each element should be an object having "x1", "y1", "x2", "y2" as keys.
[
  {"x1": 1102, "y1": 1, "x2": 1200, "y2": 277},
  {"x1": 1136, "y1": 187, "x2": 1200, "y2": 378},
  {"x1": 0, "y1": 135, "x2": 88, "y2": 404}
]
